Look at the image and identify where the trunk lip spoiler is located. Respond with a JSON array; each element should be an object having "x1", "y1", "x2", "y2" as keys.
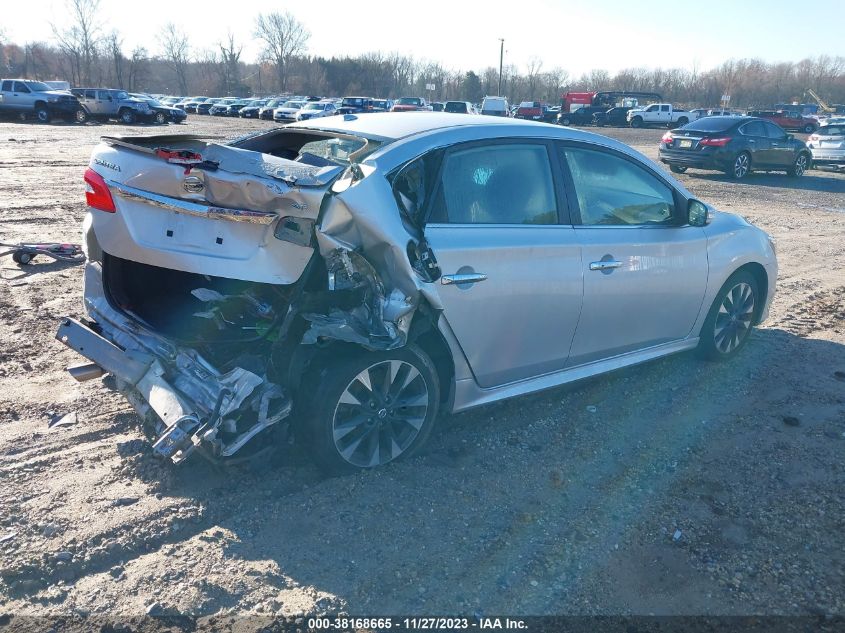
[{"x1": 107, "y1": 179, "x2": 278, "y2": 225}]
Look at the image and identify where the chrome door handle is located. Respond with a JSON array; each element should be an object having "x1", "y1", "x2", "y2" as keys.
[
  {"x1": 589, "y1": 260, "x2": 622, "y2": 271},
  {"x1": 441, "y1": 273, "x2": 488, "y2": 285}
]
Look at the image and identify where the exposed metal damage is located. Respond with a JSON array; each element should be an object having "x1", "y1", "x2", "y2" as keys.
[{"x1": 57, "y1": 131, "x2": 435, "y2": 464}]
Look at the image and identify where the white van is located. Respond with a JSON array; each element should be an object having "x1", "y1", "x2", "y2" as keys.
[{"x1": 481, "y1": 95, "x2": 510, "y2": 117}]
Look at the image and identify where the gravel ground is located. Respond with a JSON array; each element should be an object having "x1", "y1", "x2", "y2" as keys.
[{"x1": 0, "y1": 116, "x2": 843, "y2": 622}]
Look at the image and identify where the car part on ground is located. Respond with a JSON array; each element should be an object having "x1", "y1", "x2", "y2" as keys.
[{"x1": 0, "y1": 241, "x2": 84, "y2": 266}]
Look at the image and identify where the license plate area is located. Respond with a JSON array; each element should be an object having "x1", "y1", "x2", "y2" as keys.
[{"x1": 679, "y1": 139, "x2": 693, "y2": 149}]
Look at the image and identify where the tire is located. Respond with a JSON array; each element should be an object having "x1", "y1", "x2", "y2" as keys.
[
  {"x1": 727, "y1": 152, "x2": 751, "y2": 179},
  {"x1": 669, "y1": 165, "x2": 688, "y2": 174},
  {"x1": 803, "y1": 124, "x2": 815, "y2": 134},
  {"x1": 35, "y1": 105, "x2": 50, "y2": 123},
  {"x1": 119, "y1": 109, "x2": 136, "y2": 124},
  {"x1": 560, "y1": 116, "x2": 571, "y2": 126},
  {"x1": 298, "y1": 345, "x2": 440, "y2": 474},
  {"x1": 698, "y1": 270, "x2": 759, "y2": 361},
  {"x1": 154, "y1": 111, "x2": 167, "y2": 124},
  {"x1": 630, "y1": 116, "x2": 643, "y2": 128},
  {"x1": 75, "y1": 109, "x2": 88, "y2": 123},
  {"x1": 12, "y1": 251, "x2": 33, "y2": 265},
  {"x1": 788, "y1": 153, "x2": 808, "y2": 177},
  {"x1": 676, "y1": 117, "x2": 689, "y2": 127}
]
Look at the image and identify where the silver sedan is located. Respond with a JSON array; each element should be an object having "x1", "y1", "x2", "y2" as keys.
[{"x1": 59, "y1": 113, "x2": 777, "y2": 472}]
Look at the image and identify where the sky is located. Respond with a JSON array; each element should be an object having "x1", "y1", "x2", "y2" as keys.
[{"x1": 3, "y1": 0, "x2": 844, "y2": 77}]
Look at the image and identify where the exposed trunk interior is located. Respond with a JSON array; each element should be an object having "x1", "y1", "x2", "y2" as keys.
[{"x1": 103, "y1": 253, "x2": 295, "y2": 351}]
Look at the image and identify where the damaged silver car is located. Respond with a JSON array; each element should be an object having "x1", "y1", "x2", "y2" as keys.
[{"x1": 58, "y1": 113, "x2": 777, "y2": 473}]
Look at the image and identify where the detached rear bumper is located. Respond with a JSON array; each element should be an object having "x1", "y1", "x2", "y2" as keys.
[{"x1": 56, "y1": 262, "x2": 290, "y2": 464}]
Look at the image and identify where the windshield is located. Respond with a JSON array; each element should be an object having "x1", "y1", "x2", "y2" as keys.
[
  {"x1": 115, "y1": 91, "x2": 129, "y2": 100},
  {"x1": 304, "y1": 103, "x2": 326, "y2": 110},
  {"x1": 373, "y1": 100, "x2": 386, "y2": 108},
  {"x1": 25, "y1": 81, "x2": 52, "y2": 92},
  {"x1": 444, "y1": 102, "x2": 467, "y2": 113},
  {"x1": 342, "y1": 98, "x2": 364, "y2": 106},
  {"x1": 265, "y1": 100, "x2": 280, "y2": 108},
  {"x1": 282, "y1": 101, "x2": 304, "y2": 109},
  {"x1": 398, "y1": 97, "x2": 421, "y2": 105}
]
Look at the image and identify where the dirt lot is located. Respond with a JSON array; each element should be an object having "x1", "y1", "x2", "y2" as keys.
[{"x1": 0, "y1": 116, "x2": 844, "y2": 622}]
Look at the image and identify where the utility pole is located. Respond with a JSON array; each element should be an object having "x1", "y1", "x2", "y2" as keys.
[{"x1": 498, "y1": 38, "x2": 504, "y2": 96}]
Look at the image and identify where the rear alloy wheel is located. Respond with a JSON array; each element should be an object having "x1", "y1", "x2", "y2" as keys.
[
  {"x1": 669, "y1": 165, "x2": 688, "y2": 174},
  {"x1": 154, "y1": 111, "x2": 167, "y2": 124},
  {"x1": 560, "y1": 116, "x2": 571, "y2": 126},
  {"x1": 75, "y1": 109, "x2": 88, "y2": 123},
  {"x1": 300, "y1": 346, "x2": 440, "y2": 474},
  {"x1": 788, "y1": 153, "x2": 808, "y2": 177},
  {"x1": 729, "y1": 152, "x2": 751, "y2": 179},
  {"x1": 803, "y1": 124, "x2": 815, "y2": 133},
  {"x1": 676, "y1": 117, "x2": 689, "y2": 127},
  {"x1": 119, "y1": 109, "x2": 136, "y2": 124},
  {"x1": 698, "y1": 271, "x2": 758, "y2": 360}
]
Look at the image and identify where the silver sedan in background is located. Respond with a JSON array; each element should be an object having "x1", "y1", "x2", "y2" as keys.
[{"x1": 59, "y1": 114, "x2": 777, "y2": 473}]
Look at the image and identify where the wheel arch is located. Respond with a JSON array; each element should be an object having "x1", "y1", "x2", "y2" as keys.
[{"x1": 733, "y1": 262, "x2": 768, "y2": 324}]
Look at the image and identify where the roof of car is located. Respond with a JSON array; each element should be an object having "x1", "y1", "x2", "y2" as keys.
[{"x1": 289, "y1": 112, "x2": 544, "y2": 141}]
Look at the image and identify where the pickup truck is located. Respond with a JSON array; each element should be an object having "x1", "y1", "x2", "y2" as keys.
[
  {"x1": 0, "y1": 78, "x2": 82, "y2": 122},
  {"x1": 627, "y1": 103, "x2": 701, "y2": 128},
  {"x1": 747, "y1": 110, "x2": 819, "y2": 133}
]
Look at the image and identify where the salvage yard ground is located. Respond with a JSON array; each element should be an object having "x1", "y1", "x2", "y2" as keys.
[{"x1": 0, "y1": 117, "x2": 844, "y2": 620}]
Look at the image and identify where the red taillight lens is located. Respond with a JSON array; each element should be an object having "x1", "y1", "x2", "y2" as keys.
[
  {"x1": 661, "y1": 132, "x2": 674, "y2": 145},
  {"x1": 699, "y1": 137, "x2": 733, "y2": 147},
  {"x1": 809, "y1": 134, "x2": 819, "y2": 142},
  {"x1": 84, "y1": 168, "x2": 116, "y2": 213}
]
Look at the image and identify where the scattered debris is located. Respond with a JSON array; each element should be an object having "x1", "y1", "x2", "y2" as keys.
[
  {"x1": 111, "y1": 497, "x2": 139, "y2": 507},
  {"x1": 673, "y1": 529, "x2": 683, "y2": 542},
  {"x1": 586, "y1": 405, "x2": 597, "y2": 413},
  {"x1": 48, "y1": 411, "x2": 77, "y2": 429},
  {"x1": 834, "y1": 371, "x2": 845, "y2": 382},
  {"x1": 783, "y1": 416, "x2": 801, "y2": 427},
  {"x1": 0, "y1": 531, "x2": 17, "y2": 544}
]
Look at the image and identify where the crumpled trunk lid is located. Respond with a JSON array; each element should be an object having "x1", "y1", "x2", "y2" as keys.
[{"x1": 89, "y1": 135, "x2": 343, "y2": 285}]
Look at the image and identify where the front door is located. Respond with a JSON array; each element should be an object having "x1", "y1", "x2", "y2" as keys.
[
  {"x1": 420, "y1": 141, "x2": 584, "y2": 388},
  {"x1": 557, "y1": 143, "x2": 708, "y2": 366},
  {"x1": 763, "y1": 121, "x2": 796, "y2": 167}
]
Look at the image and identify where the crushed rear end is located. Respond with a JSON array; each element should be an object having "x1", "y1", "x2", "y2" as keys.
[{"x1": 58, "y1": 129, "x2": 429, "y2": 464}]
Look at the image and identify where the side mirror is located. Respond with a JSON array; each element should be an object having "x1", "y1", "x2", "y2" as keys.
[{"x1": 687, "y1": 199, "x2": 709, "y2": 227}]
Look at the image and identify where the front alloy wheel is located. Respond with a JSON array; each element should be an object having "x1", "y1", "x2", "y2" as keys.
[
  {"x1": 730, "y1": 152, "x2": 751, "y2": 179},
  {"x1": 698, "y1": 271, "x2": 758, "y2": 360},
  {"x1": 155, "y1": 112, "x2": 167, "y2": 124},
  {"x1": 300, "y1": 346, "x2": 440, "y2": 473}
]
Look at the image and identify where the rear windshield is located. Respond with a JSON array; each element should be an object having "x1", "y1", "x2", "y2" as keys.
[
  {"x1": 233, "y1": 130, "x2": 381, "y2": 168},
  {"x1": 398, "y1": 97, "x2": 422, "y2": 105},
  {"x1": 444, "y1": 102, "x2": 468, "y2": 113},
  {"x1": 819, "y1": 126, "x2": 843, "y2": 136},
  {"x1": 682, "y1": 117, "x2": 737, "y2": 132},
  {"x1": 342, "y1": 98, "x2": 365, "y2": 106}
]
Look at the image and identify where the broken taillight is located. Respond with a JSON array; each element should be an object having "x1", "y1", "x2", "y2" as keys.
[{"x1": 84, "y1": 168, "x2": 116, "y2": 213}]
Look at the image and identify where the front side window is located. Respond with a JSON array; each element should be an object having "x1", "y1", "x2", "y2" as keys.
[
  {"x1": 13, "y1": 82, "x2": 31, "y2": 93},
  {"x1": 430, "y1": 144, "x2": 558, "y2": 225},
  {"x1": 562, "y1": 146, "x2": 676, "y2": 226}
]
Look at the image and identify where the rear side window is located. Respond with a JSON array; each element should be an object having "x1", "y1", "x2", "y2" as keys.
[
  {"x1": 1, "y1": 81, "x2": 12, "y2": 91},
  {"x1": 741, "y1": 121, "x2": 767, "y2": 137},
  {"x1": 430, "y1": 144, "x2": 558, "y2": 225},
  {"x1": 763, "y1": 122, "x2": 787, "y2": 139},
  {"x1": 562, "y1": 146, "x2": 675, "y2": 226},
  {"x1": 85, "y1": 90, "x2": 96, "y2": 99}
]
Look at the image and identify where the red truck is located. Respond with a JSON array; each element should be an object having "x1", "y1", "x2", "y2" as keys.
[
  {"x1": 747, "y1": 110, "x2": 819, "y2": 133},
  {"x1": 391, "y1": 97, "x2": 430, "y2": 112}
]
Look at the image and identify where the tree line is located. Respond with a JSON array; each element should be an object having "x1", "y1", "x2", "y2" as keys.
[{"x1": 1, "y1": 1, "x2": 844, "y2": 109}]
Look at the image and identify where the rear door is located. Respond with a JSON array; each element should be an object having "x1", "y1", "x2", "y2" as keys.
[
  {"x1": 557, "y1": 142, "x2": 708, "y2": 366},
  {"x1": 738, "y1": 120, "x2": 772, "y2": 166},
  {"x1": 422, "y1": 140, "x2": 583, "y2": 388}
]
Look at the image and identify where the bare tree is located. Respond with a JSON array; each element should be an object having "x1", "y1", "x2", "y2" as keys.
[
  {"x1": 159, "y1": 23, "x2": 190, "y2": 95},
  {"x1": 526, "y1": 56, "x2": 543, "y2": 97},
  {"x1": 217, "y1": 32, "x2": 243, "y2": 95},
  {"x1": 254, "y1": 11, "x2": 310, "y2": 92},
  {"x1": 51, "y1": 0, "x2": 102, "y2": 85},
  {"x1": 127, "y1": 47, "x2": 149, "y2": 92},
  {"x1": 105, "y1": 31, "x2": 124, "y2": 88}
]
